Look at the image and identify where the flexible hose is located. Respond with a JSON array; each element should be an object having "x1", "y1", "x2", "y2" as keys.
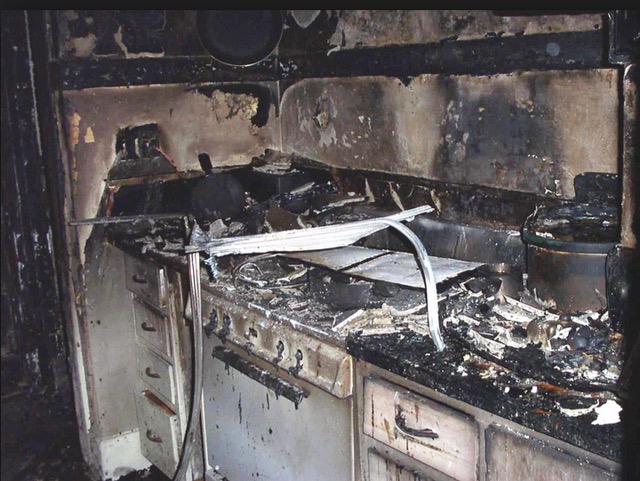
[{"x1": 172, "y1": 253, "x2": 204, "y2": 481}]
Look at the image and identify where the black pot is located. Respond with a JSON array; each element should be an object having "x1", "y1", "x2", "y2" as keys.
[
  {"x1": 190, "y1": 172, "x2": 245, "y2": 224},
  {"x1": 197, "y1": 10, "x2": 284, "y2": 67}
]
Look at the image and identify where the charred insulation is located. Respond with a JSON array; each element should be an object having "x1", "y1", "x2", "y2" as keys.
[{"x1": 194, "y1": 84, "x2": 273, "y2": 128}]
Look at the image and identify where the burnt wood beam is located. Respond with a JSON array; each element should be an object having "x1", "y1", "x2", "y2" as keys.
[
  {"x1": 280, "y1": 30, "x2": 607, "y2": 81},
  {"x1": 56, "y1": 30, "x2": 607, "y2": 90},
  {"x1": 1, "y1": 10, "x2": 66, "y2": 390},
  {"x1": 56, "y1": 56, "x2": 279, "y2": 90}
]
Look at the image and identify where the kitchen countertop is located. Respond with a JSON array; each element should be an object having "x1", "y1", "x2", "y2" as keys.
[
  {"x1": 110, "y1": 227, "x2": 624, "y2": 464},
  {"x1": 345, "y1": 319, "x2": 624, "y2": 463}
]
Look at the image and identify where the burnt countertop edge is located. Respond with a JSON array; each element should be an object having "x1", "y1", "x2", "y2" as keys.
[
  {"x1": 200, "y1": 281, "x2": 347, "y2": 349},
  {"x1": 346, "y1": 336, "x2": 623, "y2": 464}
]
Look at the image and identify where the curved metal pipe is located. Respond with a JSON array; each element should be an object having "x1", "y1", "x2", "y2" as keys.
[{"x1": 376, "y1": 219, "x2": 444, "y2": 351}]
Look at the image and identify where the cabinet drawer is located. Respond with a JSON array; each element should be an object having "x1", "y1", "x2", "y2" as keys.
[
  {"x1": 133, "y1": 298, "x2": 171, "y2": 357},
  {"x1": 135, "y1": 390, "x2": 180, "y2": 478},
  {"x1": 137, "y1": 347, "x2": 176, "y2": 406},
  {"x1": 368, "y1": 449, "x2": 433, "y2": 481},
  {"x1": 485, "y1": 426, "x2": 618, "y2": 481},
  {"x1": 125, "y1": 254, "x2": 167, "y2": 310},
  {"x1": 363, "y1": 377, "x2": 478, "y2": 481}
]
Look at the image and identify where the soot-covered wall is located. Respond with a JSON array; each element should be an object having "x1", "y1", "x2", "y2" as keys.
[
  {"x1": 280, "y1": 70, "x2": 618, "y2": 199},
  {"x1": 63, "y1": 85, "x2": 279, "y2": 262}
]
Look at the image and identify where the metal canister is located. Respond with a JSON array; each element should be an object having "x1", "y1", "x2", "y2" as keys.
[{"x1": 522, "y1": 203, "x2": 618, "y2": 312}]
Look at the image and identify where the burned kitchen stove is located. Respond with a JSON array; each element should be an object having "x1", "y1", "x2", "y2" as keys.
[{"x1": 100, "y1": 151, "x2": 628, "y2": 465}]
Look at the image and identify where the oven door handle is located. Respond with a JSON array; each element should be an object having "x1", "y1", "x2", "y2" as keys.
[{"x1": 212, "y1": 346, "x2": 309, "y2": 407}]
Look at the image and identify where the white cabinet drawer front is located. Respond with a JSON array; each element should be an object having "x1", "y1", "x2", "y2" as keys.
[
  {"x1": 485, "y1": 426, "x2": 619, "y2": 481},
  {"x1": 135, "y1": 390, "x2": 180, "y2": 478},
  {"x1": 368, "y1": 449, "x2": 433, "y2": 481},
  {"x1": 363, "y1": 377, "x2": 478, "y2": 481},
  {"x1": 125, "y1": 254, "x2": 167, "y2": 310},
  {"x1": 137, "y1": 347, "x2": 176, "y2": 405},
  {"x1": 133, "y1": 298, "x2": 171, "y2": 356}
]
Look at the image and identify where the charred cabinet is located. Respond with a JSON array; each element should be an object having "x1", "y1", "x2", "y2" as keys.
[
  {"x1": 124, "y1": 253, "x2": 190, "y2": 477},
  {"x1": 357, "y1": 362, "x2": 621, "y2": 481}
]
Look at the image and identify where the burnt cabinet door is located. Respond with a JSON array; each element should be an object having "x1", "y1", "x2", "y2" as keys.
[
  {"x1": 124, "y1": 253, "x2": 190, "y2": 478},
  {"x1": 485, "y1": 426, "x2": 618, "y2": 481}
]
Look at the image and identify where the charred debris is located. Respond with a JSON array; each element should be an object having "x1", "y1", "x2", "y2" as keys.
[{"x1": 99, "y1": 146, "x2": 632, "y2": 446}]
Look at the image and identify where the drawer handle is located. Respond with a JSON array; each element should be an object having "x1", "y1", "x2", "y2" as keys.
[
  {"x1": 141, "y1": 322, "x2": 157, "y2": 332},
  {"x1": 132, "y1": 274, "x2": 148, "y2": 284},
  {"x1": 145, "y1": 367, "x2": 161, "y2": 379},
  {"x1": 146, "y1": 429, "x2": 163, "y2": 443},
  {"x1": 395, "y1": 411, "x2": 439, "y2": 439}
]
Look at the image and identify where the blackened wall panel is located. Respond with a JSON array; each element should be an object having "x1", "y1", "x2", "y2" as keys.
[{"x1": 1, "y1": 10, "x2": 66, "y2": 390}]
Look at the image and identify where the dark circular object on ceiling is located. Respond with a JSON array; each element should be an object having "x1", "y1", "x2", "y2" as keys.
[{"x1": 197, "y1": 10, "x2": 284, "y2": 67}]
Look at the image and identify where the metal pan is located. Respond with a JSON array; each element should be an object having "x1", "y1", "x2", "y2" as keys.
[{"x1": 196, "y1": 10, "x2": 284, "y2": 67}]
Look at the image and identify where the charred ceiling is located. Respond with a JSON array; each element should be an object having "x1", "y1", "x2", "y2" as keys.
[{"x1": 56, "y1": 10, "x2": 609, "y2": 90}]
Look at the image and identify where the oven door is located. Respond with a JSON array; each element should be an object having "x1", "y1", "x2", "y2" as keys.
[{"x1": 202, "y1": 336, "x2": 355, "y2": 481}]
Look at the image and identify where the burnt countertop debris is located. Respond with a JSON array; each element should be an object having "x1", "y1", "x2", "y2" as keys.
[
  {"x1": 112, "y1": 214, "x2": 626, "y2": 463},
  {"x1": 346, "y1": 275, "x2": 626, "y2": 462},
  {"x1": 102, "y1": 156, "x2": 626, "y2": 465}
]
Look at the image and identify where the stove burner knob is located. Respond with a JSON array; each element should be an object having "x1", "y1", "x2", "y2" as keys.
[
  {"x1": 204, "y1": 309, "x2": 219, "y2": 338},
  {"x1": 289, "y1": 349, "x2": 304, "y2": 377},
  {"x1": 273, "y1": 340, "x2": 285, "y2": 365}
]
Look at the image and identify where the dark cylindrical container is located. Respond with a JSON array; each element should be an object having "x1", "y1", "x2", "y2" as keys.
[{"x1": 522, "y1": 203, "x2": 618, "y2": 312}]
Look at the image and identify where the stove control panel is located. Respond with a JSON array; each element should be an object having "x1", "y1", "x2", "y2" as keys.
[{"x1": 202, "y1": 294, "x2": 352, "y2": 399}]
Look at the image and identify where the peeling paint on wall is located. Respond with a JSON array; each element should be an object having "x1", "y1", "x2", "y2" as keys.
[
  {"x1": 57, "y1": 10, "x2": 201, "y2": 59},
  {"x1": 209, "y1": 90, "x2": 259, "y2": 123},
  {"x1": 281, "y1": 70, "x2": 618, "y2": 198},
  {"x1": 62, "y1": 84, "x2": 279, "y2": 261},
  {"x1": 328, "y1": 10, "x2": 604, "y2": 50}
]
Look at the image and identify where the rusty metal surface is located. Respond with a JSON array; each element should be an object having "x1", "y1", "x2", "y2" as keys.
[{"x1": 621, "y1": 64, "x2": 638, "y2": 248}]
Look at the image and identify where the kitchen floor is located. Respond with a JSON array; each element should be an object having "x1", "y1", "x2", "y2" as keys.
[{"x1": 0, "y1": 357, "x2": 169, "y2": 481}]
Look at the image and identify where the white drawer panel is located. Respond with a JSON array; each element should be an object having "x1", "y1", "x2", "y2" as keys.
[
  {"x1": 133, "y1": 298, "x2": 171, "y2": 356},
  {"x1": 135, "y1": 390, "x2": 180, "y2": 478},
  {"x1": 125, "y1": 254, "x2": 167, "y2": 310},
  {"x1": 137, "y1": 346, "x2": 176, "y2": 406},
  {"x1": 363, "y1": 377, "x2": 478, "y2": 481}
]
